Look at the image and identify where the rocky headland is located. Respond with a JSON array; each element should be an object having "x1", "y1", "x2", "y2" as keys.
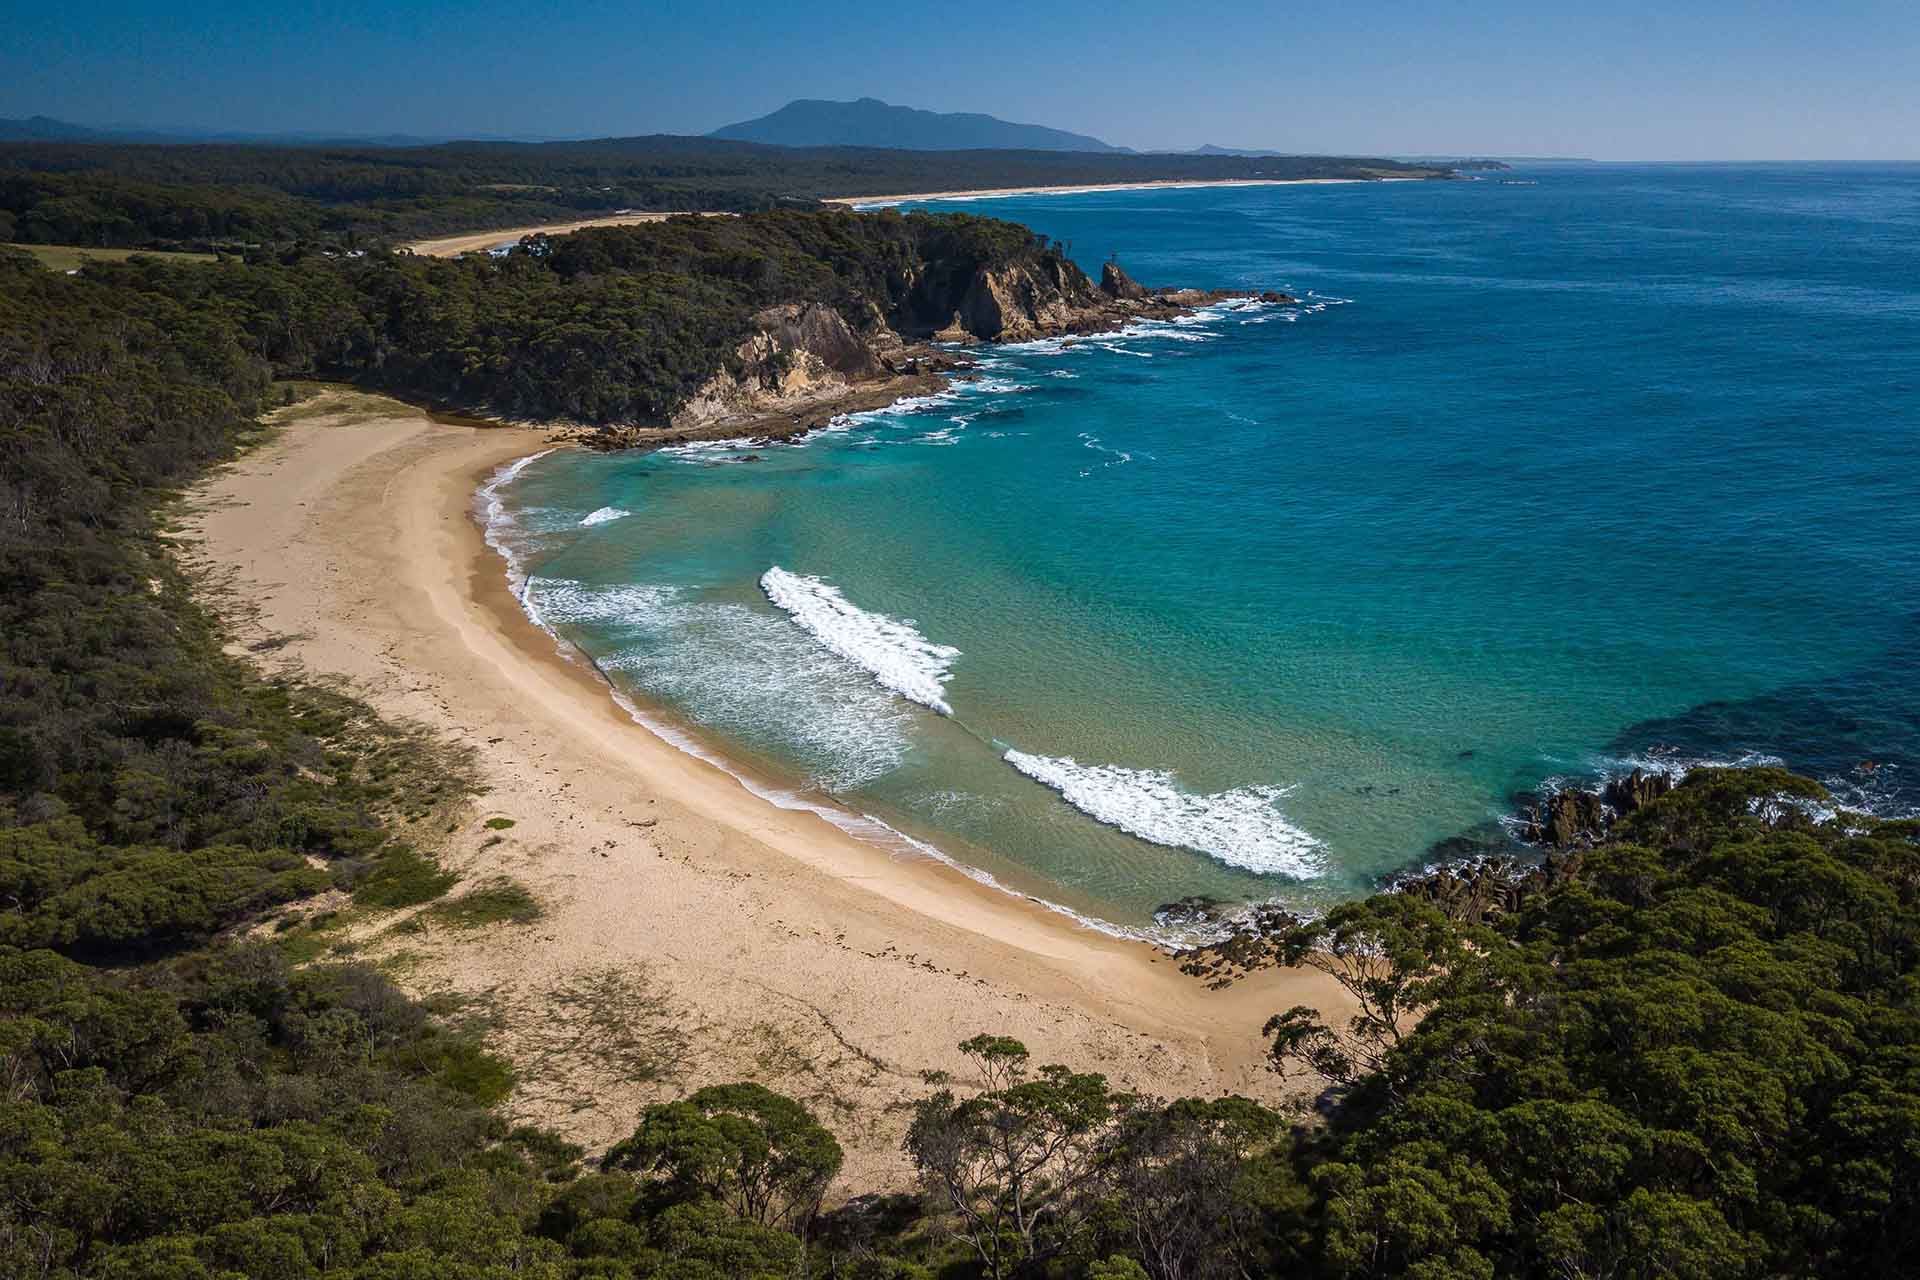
[{"x1": 563, "y1": 258, "x2": 1294, "y2": 451}]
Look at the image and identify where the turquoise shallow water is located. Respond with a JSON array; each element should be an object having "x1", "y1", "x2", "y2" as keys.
[{"x1": 488, "y1": 164, "x2": 1920, "y2": 930}]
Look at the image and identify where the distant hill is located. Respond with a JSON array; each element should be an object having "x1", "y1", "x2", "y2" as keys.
[
  {"x1": 0, "y1": 115, "x2": 109, "y2": 142},
  {"x1": 0, "y1": 115, "x2": 555, "y2": 146},
  {"x1": 1188, "y1": 143, "x2": 1283, "y2": 157},
  {"x1": 709, "y1": 98, "x2": 1126, "y2": 153}
]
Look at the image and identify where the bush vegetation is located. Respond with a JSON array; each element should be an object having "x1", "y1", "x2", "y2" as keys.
[
  {"x1": 1, "y1": 206, "x2": 1079, "y2": 427},
  {"x1": 0, "y1": 138, "x2": 1448, "y2": 252}
]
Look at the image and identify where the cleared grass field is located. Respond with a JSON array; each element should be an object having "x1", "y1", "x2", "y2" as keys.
[{"x1": 12, "y1": 243, "x2": 219, "y2": 271}]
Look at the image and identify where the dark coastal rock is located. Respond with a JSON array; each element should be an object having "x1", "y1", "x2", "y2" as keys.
[
  {"x1": 1391, "y1": 853, "x2": 1582, "y2": 924},
  {"x1": 1152, "y1": 895, "x2": 1228, "y2": 930},
  {"x1": 1100, "y1": 260, "x2": 1148, "y2": 300},
  {"x1": 1521, "y1": 788, "x2": 1608, "y2": 848},
  {"x1": 1172, "y1": 902, "x2": 1308, "y2": 988},
  {"x1": 1602, "y1": 767, "x2": 1672, "y2": 816},
  {"x1": 1259, "y1": 290, "x2": 1299, "y2": 304},
  {"x1": 1514, "y1": 769, "x2": 1675, "y2": 849}
]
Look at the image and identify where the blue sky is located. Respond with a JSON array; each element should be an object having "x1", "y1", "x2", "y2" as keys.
[{"x1": 4, "y1": 0, "x2": 1917, "y2": 159}]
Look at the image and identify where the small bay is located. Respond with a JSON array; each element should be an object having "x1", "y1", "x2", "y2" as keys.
[{"x1": 488, "y1": 164, "x2": 1920, "y2": 929}]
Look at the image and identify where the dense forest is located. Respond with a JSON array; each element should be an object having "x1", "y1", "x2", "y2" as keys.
[
  {"x1": 2, "y1": 153, "x2": 1917, "y2": 1277},
  {"x1": 0, "y1": 136, "x2": 1450, "y2": 251},
  {"x1": 0, "y1": 207, "x2": 1098, "y2": 425}
]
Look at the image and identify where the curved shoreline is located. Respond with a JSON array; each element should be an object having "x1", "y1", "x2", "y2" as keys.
[
  {"x1": 482, "y1": 453, "x2": 1170, "y2": 945},
  {"x1": 183, "y1": 391, "x2": 1354, "y2": 1187}
]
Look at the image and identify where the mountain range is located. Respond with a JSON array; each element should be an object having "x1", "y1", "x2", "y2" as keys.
[{"x1": 708, "y1": 98, "x2": 1127, "y2": 153}]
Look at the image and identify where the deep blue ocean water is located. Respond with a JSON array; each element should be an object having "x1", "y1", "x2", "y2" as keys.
[{"x1": 487, "y1": 164, "x2": 1920, "y2": 932}]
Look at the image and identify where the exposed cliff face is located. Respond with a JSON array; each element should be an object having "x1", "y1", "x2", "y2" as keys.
[
  {"x1": 896, "y1": 253, "x2": 1294, "y2": 343},
  {"x1": 673, "y1": 302, "x2": 896, "y2": 430},
  {"x1": 649, "y1": 252, "x2": 1293, "y2": 443}
]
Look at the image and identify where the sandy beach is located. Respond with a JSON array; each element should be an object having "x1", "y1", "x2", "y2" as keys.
[
  {"x1": 404, "y1": 212, "x2": 727, "y2": 258},
  {"x1": 179, "y1": 389, "x2": 1351, "y2": 1189},
  {"x1": 826, "y1": 176, "x2": 1389, "y2": 208},
  {"x1": 407, "y1": 178, "x2": 1409, "y2": 257}
]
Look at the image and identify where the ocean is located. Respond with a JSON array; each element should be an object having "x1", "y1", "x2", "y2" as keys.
[{"x1": 483, "y1": 163, "x2": 1920, "y2": 933}]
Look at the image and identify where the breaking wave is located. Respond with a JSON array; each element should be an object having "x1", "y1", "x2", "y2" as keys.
[
  {"x1": 760, "y1": 567, "x2": 961, "y2": 715},
  {"x1": 580, "y1": 506, "x2": 629, "y2": 526},
  {"x1": 526, "y1": 575, "x2": 913, "y2": 791},
  {"x1": 1003, "y1": 750, "x2": 1324, "y2": 878}
]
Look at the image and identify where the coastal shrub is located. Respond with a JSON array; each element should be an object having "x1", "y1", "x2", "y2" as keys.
[
  {"x1": 906, "y1": 1035, "x2": 1120, "y2": 1276},
  {"x1": 426, "y1": 876, "x2": 542, "y2": 928},
  {"x1": 350, "y1": 844, "x2": 458, "y2": 908},
  {"x1": 483, "y1": 815, "x2": 517, "y2": 829},
  {"x1": 1267, "y1": 769, "x2": 1920, "y2": 1277}
]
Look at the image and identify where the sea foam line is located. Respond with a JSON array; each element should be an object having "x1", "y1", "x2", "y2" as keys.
[
  {"x1": 760, "y1": 567, "x2": 960, "y2": 715},
  {"x1": 1004, "y1": 750, "x2": 1325, "y2": 878},
  {"x1": 477, "y1": 448, "x2": 557, "y2": 596}
]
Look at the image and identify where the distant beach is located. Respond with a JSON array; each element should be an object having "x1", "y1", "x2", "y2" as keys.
[
  {"x1": 404, "y1": 178, "x2": 1418, "y2": 259},
  {"x1": 827, "y1": 176, "x2": 1406, "y2": 208},
  {"x1": 404, "y1": 211, "x2": 730, "y2": 257}
]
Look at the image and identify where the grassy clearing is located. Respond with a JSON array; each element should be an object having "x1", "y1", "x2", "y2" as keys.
[
  {"x1": 14, "y1": 243, "x2": 218, "y2": 271},
  {"x1": 425, "y1": 876, "x2": 544, "y2": 929},
  {"x1": 266, "y1": 382, "x2": 418, "y2": 426}
]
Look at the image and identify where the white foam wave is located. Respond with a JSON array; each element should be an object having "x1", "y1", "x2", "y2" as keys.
[
  {"x1": 477, "y1": 449, "x2": 558, "y2": 596},
  {"x1": 760, "y1": 568, "x2": 960, "y2": 715},
  {"x1": 1003, "y1": 750, "x2": 1324, "y2": 877},
  {"x1": 527, "y1": 576, "x2": 912, "y2": 791},
  {"x1": 580, "y1": 506, "x2": 630, "y2": 526},
  {"x1": 652, "y1": 437, "x2": 756, "y2": 458},
  {"x1": 1077, "y1": 432, "x2": 1138, "y2": 475}
]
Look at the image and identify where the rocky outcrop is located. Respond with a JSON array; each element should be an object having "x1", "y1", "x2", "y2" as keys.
[
  {"x1": 1603, "y1": 767, "x2": 1673, "y2": 816},
  {"x1": 893, "y1": 251, "x2": 1293, "y2": 344},
  {"x1": 672, "y1": 302, "x2": 888, "y2": 430},
  {"x1": 1391, "y1": 853, "x2": 1583, "y2": 924},
  {"x1": 1519, "y1": 768, "x2": 1674, "y2": 849},
  {"x1": 1531, "y1": 789, "x2": 1607, "y2": 848},
  {"x1": 1100, "y1": 260, "x2": 1147, "y2": 300},
  {"x1": 585, "y1": 247, "x2": 1297, "y2": 450}
]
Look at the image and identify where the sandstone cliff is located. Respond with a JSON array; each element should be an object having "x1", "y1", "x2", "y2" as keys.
[{"x1": 642, "y1": 254, "x2": 1294, "y2": 443}]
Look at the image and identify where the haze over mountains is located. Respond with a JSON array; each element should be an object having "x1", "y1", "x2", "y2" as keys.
[
  {"x1": 0, "y1": 114, "x2": 550, "y2": 147},
  {"x1": 709, "y1": 97, "x2": 1129, "y2": 152},
  {"x1": 1, "y1": 101, "x2": 1449, "y2": 160}
]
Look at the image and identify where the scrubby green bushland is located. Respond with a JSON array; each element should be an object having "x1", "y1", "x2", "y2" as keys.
[
  {"x1": 1268, "y1": 769, "x2": 1920, "y2": 1279},
  {"x1": 15, "y1": 205, "x2": 1081, "y2": 427}
]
